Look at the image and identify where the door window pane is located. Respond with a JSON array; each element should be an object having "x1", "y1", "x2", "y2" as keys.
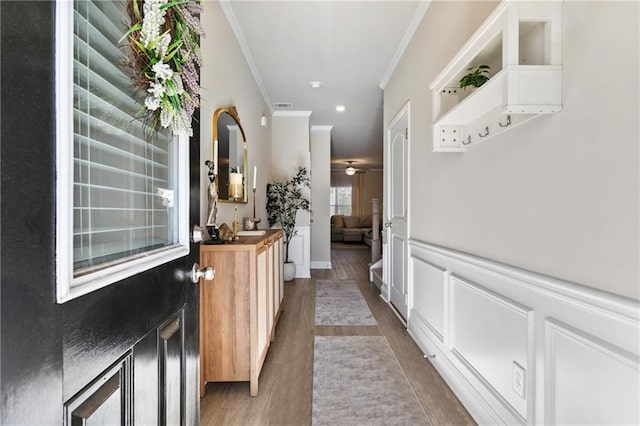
[
  {"x1": 73, "y1": 0, "x2": 178, "y2": 272},
  {"x1": 56, "y1": 0, "x2": 189, "y2": 302}
]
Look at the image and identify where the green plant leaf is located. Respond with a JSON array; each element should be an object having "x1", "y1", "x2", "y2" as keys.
[
  {"x1": 132, "y1": 0, "x2": 142, "y2": 21},
  {"x1": 130, "y1": 37, "x2": 149, "y2": 57},
  {"x1": 118, "y1": 23, "x2": 142, "y2": 44},
  {"x1": 160, "y1": 0, "x2": 191, "y2": 10}
]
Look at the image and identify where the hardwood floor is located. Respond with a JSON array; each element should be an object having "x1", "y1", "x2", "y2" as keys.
[{"x1": 200, "y1": 248, "x2": 475, "y2": 425}]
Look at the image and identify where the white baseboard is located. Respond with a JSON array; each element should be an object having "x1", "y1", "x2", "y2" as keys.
[
  {"x1": 380, "y1": 283, "x2": 390, "y2": 302},
  {"x1": 407, "y1": 239, "x2": 640, "y2": 425},
  {"x1": 310, "y1": 261, "x2": 331, "y2": 269}
]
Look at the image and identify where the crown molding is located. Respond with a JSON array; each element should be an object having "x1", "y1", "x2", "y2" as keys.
[
  {"x1": 219, "y1": 0, "x2": 274, "y2": 115},
  {"x1": 380, "y1": 0, "x2": 432, "y2": 90},
  {"x1": 272, "y1": 111, "x2": 312, "y2": 118}
]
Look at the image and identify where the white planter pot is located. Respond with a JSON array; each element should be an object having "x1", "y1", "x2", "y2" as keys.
[{"x1": 283, "y1": 262, "x2": 296, "y2": 282}]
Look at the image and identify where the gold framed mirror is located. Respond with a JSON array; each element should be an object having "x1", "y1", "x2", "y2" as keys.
[{"x1": 212, "y1": 106, "x2": 248, "y2": 203}]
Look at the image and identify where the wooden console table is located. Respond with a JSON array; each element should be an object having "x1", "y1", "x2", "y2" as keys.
[{"x1": 198, "y1": 229, "x2": 284, "y2": 397}]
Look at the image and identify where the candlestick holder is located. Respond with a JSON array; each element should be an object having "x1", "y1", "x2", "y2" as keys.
[
  {"x1": 232, "y1": 199, "x2": 239, "y2": 241},
  {"x1": 252, "y1": 188, "x2": 257, "y2": 219},
  {"x1": 229, "y1": 173, "x2": 243, "y2": 240},
  {"x1": 243, "y1": 188, "x2": 262, "y2": 231}
]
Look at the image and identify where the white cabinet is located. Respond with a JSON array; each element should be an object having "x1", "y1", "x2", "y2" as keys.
[{"x1": 430, "y1": 1, "x2": 563, "y2": 152}]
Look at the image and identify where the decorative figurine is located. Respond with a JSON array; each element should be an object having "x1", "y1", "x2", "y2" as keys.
[{"x1": 204, "y1": 160, "x2": 223, "y2": 244}]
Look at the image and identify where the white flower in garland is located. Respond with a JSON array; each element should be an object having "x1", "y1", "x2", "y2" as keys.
[
  {"x1": 145, "y1": 96, "x2": 160, "y2": 111},
  {"x1": 147, "y1": 81, "x2": 165, "y2": 98},
  {"x1": 140, "y1": 0, "x2": 168, "y2": 48},
  {"x1": 160, "y1": 107, "x2": 173, "y2": 129},
  {"x1": 151, "y1": 62, "x2": 173, "y2": 81},
  {"x1": 155, "y1": 33, "x2": 171, "y2": 59}
]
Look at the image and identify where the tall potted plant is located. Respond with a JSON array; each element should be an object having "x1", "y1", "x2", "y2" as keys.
[{"x1": 266, "y1": 167, "x2": 311, "y2": 281}]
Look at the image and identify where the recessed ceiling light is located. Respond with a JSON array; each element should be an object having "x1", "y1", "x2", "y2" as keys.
[
  {"x1": 310, "y1": 81, "x2": 322, "y2": 89},
  {"x1": 336, "y1": 105, "x2": 346, "y2": 112}
]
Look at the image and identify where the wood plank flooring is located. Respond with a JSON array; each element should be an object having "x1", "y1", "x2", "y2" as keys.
[{"x1": 200, "y1": 248, "x2": 475, "y2": 425}]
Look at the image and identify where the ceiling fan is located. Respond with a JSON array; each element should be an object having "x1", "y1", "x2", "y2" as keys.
[{"x1": 344, "y1": 161, "x2": 367, "y2": 176}]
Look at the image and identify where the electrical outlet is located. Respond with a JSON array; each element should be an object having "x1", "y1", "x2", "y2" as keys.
[{"x1": 512, "y1": 361, "x2": 526, "y2": 399}]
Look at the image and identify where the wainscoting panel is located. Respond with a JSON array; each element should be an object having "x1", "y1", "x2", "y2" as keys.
[
  {"x1": 410, "y1": 258, "x2": 446, "y2": 342},
  {"x1": 289, "y1": 226, "x2": 310, "y2": 278},
  {"x1": 545, "y1": 320, "x2": 640, "y2": 425},
  {"x1": 406, "y1": 240, "x2": 640, "y2": 425},
  {"x1": 450, "y1": 276, "x2": 530, "y2": 420}
]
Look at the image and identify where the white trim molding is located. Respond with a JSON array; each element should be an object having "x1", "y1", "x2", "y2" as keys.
[
  {"x1": 406, "y1": 239, "x2": 640, "y2": 425},
  {"x1": 272, "y1": 110, "x2": 312, "y2": 118},
  {"x1": 219, "y1": 0, "x2": 274, "y2": 115},
  {"x1": 310, "y1": 261, "x2": 331, "y2": 270},
  {"x1": 380, "y1": 1, "x2": 432, "y2": 89}
]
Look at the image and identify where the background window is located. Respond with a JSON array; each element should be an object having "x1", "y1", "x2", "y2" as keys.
[
  {"x1": 330, "y1": 171, "x2": 353, "y2": 216},
  {"x1": 330, "y1": 186, "x2": 352, "y2": 216}
]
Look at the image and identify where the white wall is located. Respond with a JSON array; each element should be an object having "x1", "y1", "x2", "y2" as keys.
[
  {"x1": 384, "y1": 1, "x2": 639, "y2": 300},
  {"x1": 271, "y1": 112, "x2": 311, "y2": 175},
  {"x1": 271, "y1": 112, "x2": 311, "y2": 277},
  {"x1": 200, "y1": 1, "x2": 272, "y2": 228},
  {"x1": 271, "y1": 112, "x2": 312, "y2": 226},
  {"x1": 311, "y1": 126, "x2": 332, "y2": 269}
]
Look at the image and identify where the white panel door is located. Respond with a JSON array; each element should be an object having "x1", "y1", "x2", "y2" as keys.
[{"x1": 388, "y1": 106, "x2": 409, "y2": 321}]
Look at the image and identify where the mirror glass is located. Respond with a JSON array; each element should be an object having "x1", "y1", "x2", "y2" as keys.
[{"x1": 213, "y1": 107, "x2": 247, "y2": 203}]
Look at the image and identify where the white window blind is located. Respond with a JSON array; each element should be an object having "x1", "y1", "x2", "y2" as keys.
[{"x1": 56, "y1": 0, "x2": 189, "y2": 302}]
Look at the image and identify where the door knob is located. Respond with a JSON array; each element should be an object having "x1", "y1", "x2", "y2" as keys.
[
  {"x1": 384, "y1": 222, "x2": 392, "y2": 228},
  {"x1": 188, "y1": 263, "x2": 215, "y2": 283}
]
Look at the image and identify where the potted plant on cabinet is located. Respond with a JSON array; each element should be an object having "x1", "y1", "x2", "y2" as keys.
[
  {"x1": 459, "y1": 64, "x2": 491, "y2": 90},
  {"x1": 266, "y1": 167, "x2": 311, "y2": 281}
]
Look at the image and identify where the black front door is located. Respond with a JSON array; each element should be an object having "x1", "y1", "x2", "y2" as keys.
[{"x1": 0, "y1": 2, "x2": 201, "y2": 424}]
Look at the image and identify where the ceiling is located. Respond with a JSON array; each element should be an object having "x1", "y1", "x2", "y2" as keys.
[{"x1": 221, "y1": 1, "x2": 430, "y2": 171}]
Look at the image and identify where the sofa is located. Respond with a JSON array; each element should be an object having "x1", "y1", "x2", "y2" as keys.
[{"x1": 331, "y1": 215, "x2": 373, "y2": 246}]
